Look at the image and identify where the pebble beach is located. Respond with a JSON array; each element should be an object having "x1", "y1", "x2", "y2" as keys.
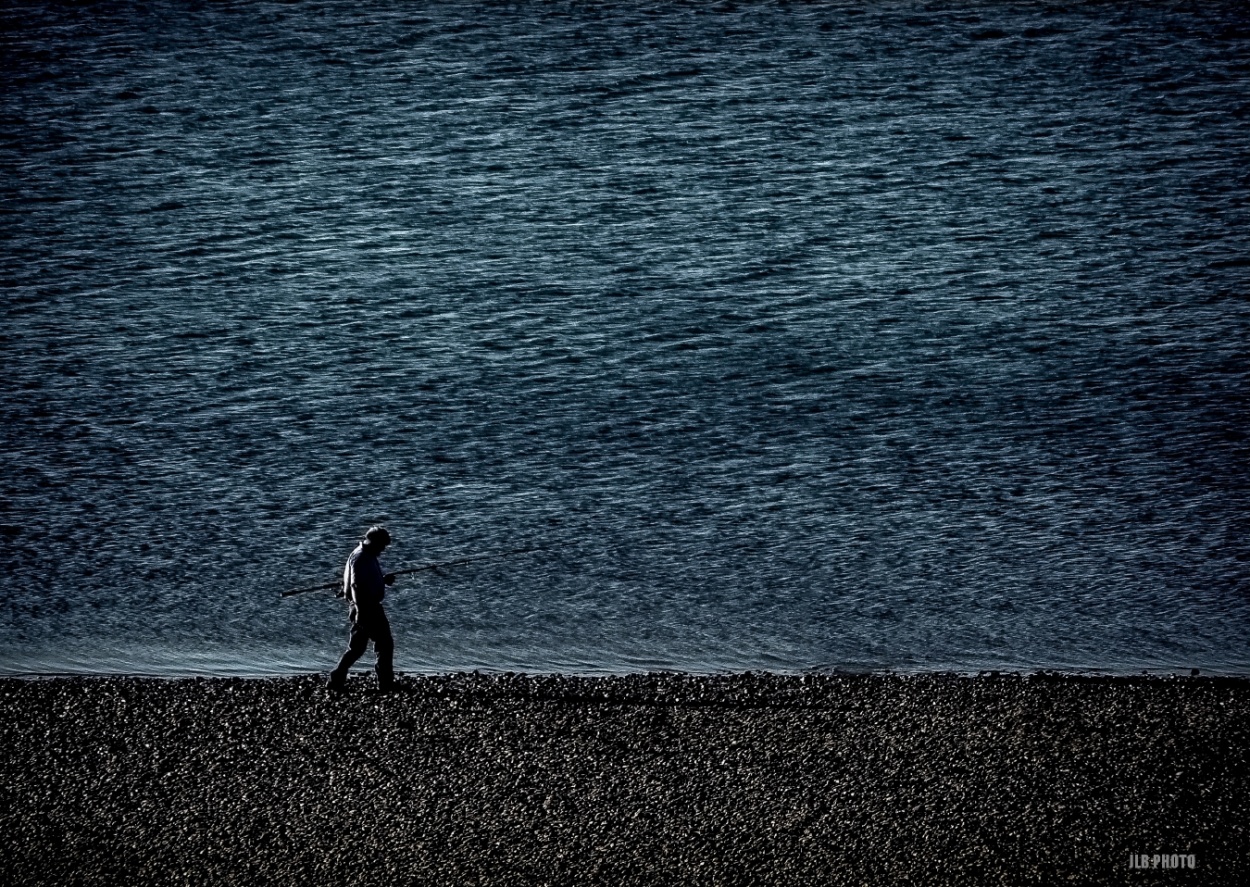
[{"x1": 1, "y1": 672, "x2": 1245, "y2": 886}]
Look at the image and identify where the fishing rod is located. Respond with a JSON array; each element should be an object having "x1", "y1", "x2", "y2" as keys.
[{"x1": 279, "y1": 547, "x2": 539, "y2": 598}]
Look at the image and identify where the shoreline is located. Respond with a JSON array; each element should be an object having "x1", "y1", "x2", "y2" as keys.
[
  {"x1": 3, "y1": 664, "x2": 1245, "y2": 680},
  {"x1": 2, "y1": 672, "x2": 1246, "y2": 885}
]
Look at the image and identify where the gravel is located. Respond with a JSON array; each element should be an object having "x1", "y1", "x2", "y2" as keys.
[{"x1": 1, "y1": 672, "x2": 1245, "y2": 886}]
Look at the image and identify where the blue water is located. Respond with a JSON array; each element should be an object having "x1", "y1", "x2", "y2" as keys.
[{"x1": 2, "y1": 0, "x2": 1248, "y2": 677}]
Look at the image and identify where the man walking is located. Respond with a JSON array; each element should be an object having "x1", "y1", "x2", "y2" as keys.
[{"x1": 328, "y1": 526, "x2": 396, "y2": 692}]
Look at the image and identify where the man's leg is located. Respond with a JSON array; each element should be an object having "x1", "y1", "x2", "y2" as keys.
[
  {"x1": 328, "y1": 615, "x2": 369, "y2": 689},
  {"x1": 373, "y1": 609, "x2": 395, "y2": 690}
]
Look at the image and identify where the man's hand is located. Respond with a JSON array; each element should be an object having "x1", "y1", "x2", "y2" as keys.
[{"x1": 384, "y1": 573, "x2": 396, "y2": 586}]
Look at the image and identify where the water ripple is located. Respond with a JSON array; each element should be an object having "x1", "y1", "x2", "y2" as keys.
[{"x1": 1, "y1": 0, "x2": 1248, "y2": 676}]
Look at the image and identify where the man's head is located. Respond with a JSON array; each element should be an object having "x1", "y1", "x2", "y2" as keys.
[{"x1": 363, "y1": 525, "x2": 392, "y2": 553}]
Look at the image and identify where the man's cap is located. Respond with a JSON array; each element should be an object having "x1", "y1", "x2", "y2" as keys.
[{"x1": 364, "y1": 526, "x2": 392, "y2": 547}]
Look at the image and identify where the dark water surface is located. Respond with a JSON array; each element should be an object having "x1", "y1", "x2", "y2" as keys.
[{"x1": 3, "y1": 0, "x2": 1248, "y2": 676}]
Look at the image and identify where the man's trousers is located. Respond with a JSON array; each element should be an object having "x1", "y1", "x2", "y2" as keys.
[{"x1": 329, "y1": 604, "x2": 394, "y2": 689}]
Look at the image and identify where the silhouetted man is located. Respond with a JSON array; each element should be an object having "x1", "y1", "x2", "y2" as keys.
[{"x1": 328, "y1": 526, "x2": 396, "y2": 692}]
